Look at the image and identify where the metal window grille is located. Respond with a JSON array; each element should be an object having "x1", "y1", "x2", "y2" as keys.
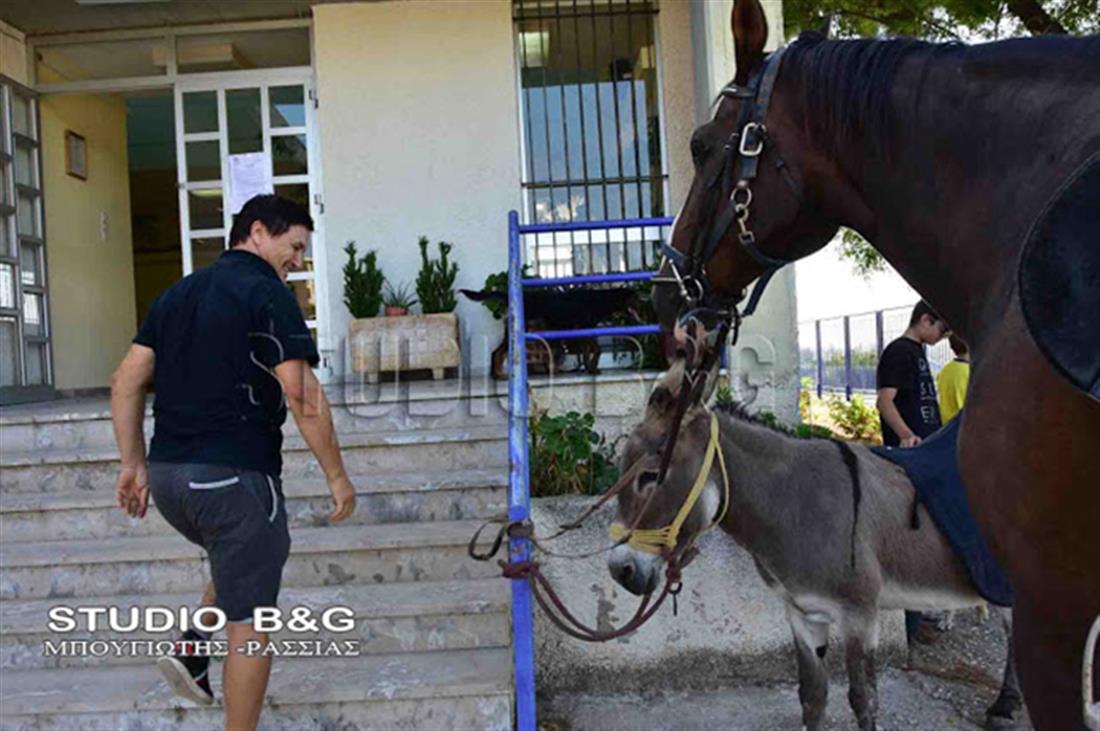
[{"x1": 514, "y1": 0, "x2": 667, "y2": 278}]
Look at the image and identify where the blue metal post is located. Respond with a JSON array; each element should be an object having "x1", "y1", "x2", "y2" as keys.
[
  {"x1": 843, "y1": 315, "x2": 853, "y2": 401},
  {"x1": 507, "y1": 210, "x2": 536, "y2": 731},
  {"x1": 815, "y1": 320, "x2": 824, "y2": 398}
]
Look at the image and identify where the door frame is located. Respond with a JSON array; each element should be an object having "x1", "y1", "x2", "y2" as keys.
[
  {"x1": 172, "y1": 67, "x2": 330, "y2": 364},
  {"x1": 0, "y1": 74, "x2": 55, "y2": 405}
]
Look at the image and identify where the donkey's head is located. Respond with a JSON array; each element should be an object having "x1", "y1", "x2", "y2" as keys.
[
  {"x1": 654, "y1": 0, "x2": 838, "y2": 331},
  {"x1": 607, "y1": 372, "x2": 729, "y2": 596}
]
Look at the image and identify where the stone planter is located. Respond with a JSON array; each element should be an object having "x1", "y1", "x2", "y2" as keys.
[{"x1": 349, "y1": 312, "x2": 460, "y2": 382}]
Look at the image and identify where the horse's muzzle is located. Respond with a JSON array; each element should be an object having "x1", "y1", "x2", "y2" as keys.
[{"x1": 608, "y1": 545, "x2": 661, "y2": 596}]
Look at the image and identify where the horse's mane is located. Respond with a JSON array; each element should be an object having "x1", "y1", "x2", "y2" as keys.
[{"x1": 781, "y1": 31, "x2": 954, "y2": 159}]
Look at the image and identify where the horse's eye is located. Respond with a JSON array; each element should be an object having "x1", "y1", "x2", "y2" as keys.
[
  {"x1": 638, "y1": 470, "x2": 660, "y2": 492},
  {"x1": 690, "y1": 138, "x2": 708, "y2": 164}
]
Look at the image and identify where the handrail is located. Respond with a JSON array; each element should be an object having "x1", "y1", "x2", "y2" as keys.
[
  {"x1": 506, "y1": 212, "x2": 673, "y2": 731},
  {"x1": 506, "y1": 210, "x2": 536, "y2": 731}
]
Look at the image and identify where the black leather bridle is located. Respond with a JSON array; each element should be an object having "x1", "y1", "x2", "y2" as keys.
[{"x1": 655, "y1": 45, "x2": 801, "y2": 341}]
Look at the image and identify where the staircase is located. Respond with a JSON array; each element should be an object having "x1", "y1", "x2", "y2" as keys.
[{"x1": 0, "y1": 384, "x2": 514, "y2": 729}]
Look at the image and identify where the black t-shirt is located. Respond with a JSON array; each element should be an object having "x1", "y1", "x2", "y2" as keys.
[
  {"x1": 876, "y1": 336, "x2": 942, "y2": 447},
  {"x1": 134, "y1": 249, "x2": 319, "y2": 477}
]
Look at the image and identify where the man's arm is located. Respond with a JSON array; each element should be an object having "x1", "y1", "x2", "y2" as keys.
[
  {"x1": 111, "y1": 344, "x2": 155, "y2": 517},
  {"x1": 876, "y1": 387, "x2": 921, "y2": 447},
  {"x1": 274, "y1": 359, "x2": 356, "y2": 522}
]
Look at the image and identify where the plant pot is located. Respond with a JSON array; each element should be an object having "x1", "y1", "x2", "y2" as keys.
[
  {"x1": 384, "y1": 306, "x2": 408, "y2": 317},
  {"x1": 349, "y1": 312, "x2": 461, "y2": 382}
]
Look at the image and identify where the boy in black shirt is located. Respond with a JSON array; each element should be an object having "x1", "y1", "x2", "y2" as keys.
[
  {"x1": 876, "y1": 301, "x2": 947, "y2": 447},
  {"x1": 876, "y1": 300, "x2": 948, "y2": 646}
]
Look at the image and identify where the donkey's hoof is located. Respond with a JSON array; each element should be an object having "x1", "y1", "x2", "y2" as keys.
[{"x1": 983, "y1": 709, "x2": 1020, "y2": 730}]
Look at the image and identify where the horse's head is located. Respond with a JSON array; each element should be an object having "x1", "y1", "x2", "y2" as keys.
[
  {"x1": 654, "y1": 0, "x2": 839, "y2": 331},
  {"x1": 607, "y1": 372, "x2": 729, "y2": 596}
]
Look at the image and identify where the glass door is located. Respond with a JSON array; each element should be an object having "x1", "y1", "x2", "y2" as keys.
[
  {"x1": 0, "y1": 76, "x2": 52, "y2": 403},
  {"x1": 174, "y1": 72, "x2": 326, "y2": 354}
]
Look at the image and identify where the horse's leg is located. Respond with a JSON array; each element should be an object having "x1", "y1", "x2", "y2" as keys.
[
  {"x1": 787, "y1": 604, "x2": 830, "y2": 730},
  {"x1": 986, "y1": 607, "x2": 1024, "y2": 727},
  {"x1": 841, "y1": 609, "x2": 880, "y2": 731}
]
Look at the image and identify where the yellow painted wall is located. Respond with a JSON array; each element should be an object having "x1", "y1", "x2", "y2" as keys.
[{"x1": 40, "y1": 85, "x2": 136, "y2": 389}]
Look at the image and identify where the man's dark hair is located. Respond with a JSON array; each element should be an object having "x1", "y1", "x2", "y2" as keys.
[
  {"x1": 229, "y1": 194, "x2": 313, "y2": 247},
  {"x1": 948, "y1": 333, "x2": 968, "y2": 356},
  {"x1": 909, "y1": 300, "x2": 941, "y2": 327}
]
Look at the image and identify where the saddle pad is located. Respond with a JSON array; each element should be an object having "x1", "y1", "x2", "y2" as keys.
[
  {"x1": 1019, "y1": 154, "x2": 1100, "y2": 400},
  {"x1": 871, "y1": 415, "x2": 1013, "y2": 607}
]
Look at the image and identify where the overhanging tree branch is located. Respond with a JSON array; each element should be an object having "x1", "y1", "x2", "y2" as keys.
[{"x1": 1006, "y1": 0, "x2": 1068, "y2": 33}]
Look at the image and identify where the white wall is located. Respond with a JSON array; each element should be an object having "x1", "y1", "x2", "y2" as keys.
[
  {"x1": 685, "y1": 0, "x2": 801, "y2": 422},
  {"x1": 313, "y1": 0, "x2": 522, "y2": 376}
]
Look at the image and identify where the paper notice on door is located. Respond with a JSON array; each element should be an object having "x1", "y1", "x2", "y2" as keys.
[{"x1": 228, "y1": 152, "x2": 273, "y2": 214}]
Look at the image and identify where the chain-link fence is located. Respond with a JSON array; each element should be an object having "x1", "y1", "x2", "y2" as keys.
[{"x1": 799, "y1": 304, "x2": 953, "y2": 399}]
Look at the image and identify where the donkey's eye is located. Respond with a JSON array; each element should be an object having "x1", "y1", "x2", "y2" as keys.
[{"x1": 638, "y1": 470, "x2": 660, "y2": 492}]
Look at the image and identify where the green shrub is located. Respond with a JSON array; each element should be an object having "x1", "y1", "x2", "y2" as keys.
[
  {"x1": 826, "y1": 394, "x2": 882, "y2": 442},
  {"x1": 795, "y1": 423, "x2": 835, "y2": 440},
  {"x1": 415, "y1": 237, "x2": 459, "y2": 314},
  {"x1": 714, "y1": 383, "x2": 734, "y2": 406},
  {"x1": 529, "y1": 410, "x2": 620, "y2": 497},
  {"x1": 343, "y1": 241, "x2": 384, "y2": 319}
]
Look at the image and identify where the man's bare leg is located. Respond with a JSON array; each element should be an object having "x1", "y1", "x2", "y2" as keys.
[
  {"x1": 224, "y1": 622, "x2": 271, "y2": 731},
  {"x1": 201, "y1": 582, "x2": 215, "y2": 608}
]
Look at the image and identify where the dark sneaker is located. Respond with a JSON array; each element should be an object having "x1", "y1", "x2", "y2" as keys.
[{"x1": 157, "y1": 631, "x2": 215, "y2": 705}]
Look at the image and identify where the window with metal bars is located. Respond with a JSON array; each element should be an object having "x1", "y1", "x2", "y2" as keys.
[{"x1": 514, "y1": 0, "x2": 668, "y2": 278}]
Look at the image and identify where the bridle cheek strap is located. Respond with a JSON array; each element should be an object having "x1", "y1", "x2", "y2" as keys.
[{"x1": 609, "y1": 413, "x2": 730, "y2": 555}]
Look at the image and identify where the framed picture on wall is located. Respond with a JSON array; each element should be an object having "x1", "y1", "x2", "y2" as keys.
[{"x1": 65, "y1": 131, "x2": 86, "y2": 180}]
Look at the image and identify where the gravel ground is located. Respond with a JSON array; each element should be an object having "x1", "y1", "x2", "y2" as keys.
[{"x1": 539, "y1": 608, "x2": 1034, "y2": 730}]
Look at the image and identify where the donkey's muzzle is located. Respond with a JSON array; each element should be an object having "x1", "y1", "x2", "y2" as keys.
[{"x1": 608, "y1": 549, "x2": 660, "y2": 596}]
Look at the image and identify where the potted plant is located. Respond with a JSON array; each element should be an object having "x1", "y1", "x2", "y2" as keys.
[
  {"x1": 382, "y1": 281, "x2": 417, "y2": 317},
  {"x1": 347, "y1": 236, "x2": 462, "y2": 382},
  {"x1": 343, "y1": 241, "x2": 384, "y2": 320},
  {"x1": 345, "y1": 241, "x2": 389, "y2": 379}
]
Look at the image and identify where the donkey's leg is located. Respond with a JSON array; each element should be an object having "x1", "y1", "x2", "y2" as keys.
[
  {"x1": 986, "y1": 607, "x2": 1024, "y2": 727},
  {"x1": 787, "y1": 604, "x2": 831, "y2": 730},
  {"x1": 842, "y1": 609, "x2": 880, "y2": 731}
]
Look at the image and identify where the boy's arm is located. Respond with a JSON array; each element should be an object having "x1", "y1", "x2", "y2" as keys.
[{"x1": 876, "y1": 387, "x2": 921, "y2": 447}]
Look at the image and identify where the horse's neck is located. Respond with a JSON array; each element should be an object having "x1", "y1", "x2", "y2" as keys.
[{"x1": 812, "y1": 38, "x2": 1100, "y2": 336}]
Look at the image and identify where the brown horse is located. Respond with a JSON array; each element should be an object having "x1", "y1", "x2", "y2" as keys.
[{"x1": 652, "y1": 2, "x2": 1099, "y2": 728}]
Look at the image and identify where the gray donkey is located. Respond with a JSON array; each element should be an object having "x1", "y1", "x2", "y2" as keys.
[{"x1": 606, "y1": 378, "x2": 1022, "y2": 730}]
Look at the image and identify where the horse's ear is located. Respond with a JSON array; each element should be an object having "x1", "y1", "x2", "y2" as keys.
[{"x1": 731, "y1": 0, "x2": 769, "y2": 85}]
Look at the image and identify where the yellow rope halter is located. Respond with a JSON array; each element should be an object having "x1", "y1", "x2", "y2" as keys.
[{"x1": 608, "y1": 412, "x2": 729, "y2": 555}]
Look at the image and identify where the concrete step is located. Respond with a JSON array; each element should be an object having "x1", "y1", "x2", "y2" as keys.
[
  {"x1": 0, "y1": 468, "x2": 507, "y2": 541},
  {"x1": 0, "y1": 578, "x2": 511, "y2": 670},
  {"x1": 0, "y1": 647, "x2": 512, "y2": 730},
  {"x1": 0, "y1": 520, "x2": 500, "y2": 601},
  {"x1": 0, "y1": 384, "x2": 510, "y2": 453},
  {"x1": 0, "y1": 426, "x2": 508, "y2": 495}
]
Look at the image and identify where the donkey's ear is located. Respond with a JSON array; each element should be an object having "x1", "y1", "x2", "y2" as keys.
[{"x1": 731, "y1": 0, "x2": 769, "y2": 85}]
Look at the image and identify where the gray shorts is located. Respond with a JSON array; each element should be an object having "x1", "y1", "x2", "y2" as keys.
[{"x1": 148, "y1": 462, "x2": 291, "y2": 623}]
